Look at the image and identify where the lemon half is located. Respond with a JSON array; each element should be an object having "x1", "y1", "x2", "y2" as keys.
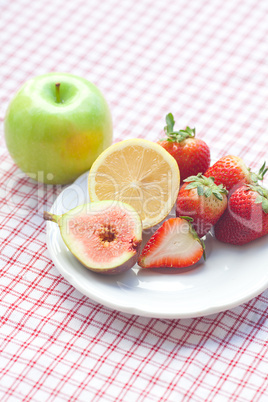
[{"x1": 88, "y1": 138, "x2": 180, "y2": 229}]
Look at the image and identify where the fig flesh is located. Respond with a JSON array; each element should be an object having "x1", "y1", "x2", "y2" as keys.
[{"x1": 44, "y1": 201, "x2": 142, "y2": 275}]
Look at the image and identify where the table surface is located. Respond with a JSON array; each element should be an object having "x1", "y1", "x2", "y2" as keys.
[{"x1": 1, "y1": 0, "x2": 268, "y2": 401}]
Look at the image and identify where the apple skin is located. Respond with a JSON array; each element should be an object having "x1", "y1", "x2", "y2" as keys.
[{"x1": 4, "y1": 72, "x2": 113, "y2": 184}]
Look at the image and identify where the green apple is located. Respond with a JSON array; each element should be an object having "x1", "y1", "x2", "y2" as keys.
[{"x1": 4, "y1": 72, "x2": 113, "y2": 184}]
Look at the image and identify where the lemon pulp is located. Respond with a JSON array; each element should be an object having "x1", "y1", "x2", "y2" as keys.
[{"x1": 88, "y1": 138, "x2": 180, "y2": 229}]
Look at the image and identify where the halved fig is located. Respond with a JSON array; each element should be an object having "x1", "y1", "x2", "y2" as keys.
[{"x1": 44, "y1": 200, "x2": 142, "y2": 275}]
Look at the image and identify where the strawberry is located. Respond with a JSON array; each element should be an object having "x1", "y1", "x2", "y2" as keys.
[
  {"x1": 138, "y1": 217, "x2": 205, "y2": 269},
  {"x1": 157, "y1": 113, "x2": 210, "y2": 181},
  {"x1": 176, "y1": 174, "x2": 228, "y2": 238},
  {"x1": 204, "y1": 156, "x2": 267, "y2": 193},
  {"x1": 214, "y1": 183, "x2": 268, "y2": 245}
]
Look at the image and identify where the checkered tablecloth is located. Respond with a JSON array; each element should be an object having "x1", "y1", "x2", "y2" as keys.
[{"x1": 1, "y1": 0, "x2": 268, "y2": 400}]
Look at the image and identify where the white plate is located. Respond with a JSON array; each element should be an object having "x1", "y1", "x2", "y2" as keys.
[{"x1": 45, "y1": 172, "x2": 268, "y2": 319}]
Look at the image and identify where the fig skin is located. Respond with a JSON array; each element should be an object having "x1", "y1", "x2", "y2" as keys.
[
  {"x1": 88, "y1": 242, "x2": 141, "y2": 275},
  {"x1": 44, "y1": 201, "x2": 143, "y2": 275}
]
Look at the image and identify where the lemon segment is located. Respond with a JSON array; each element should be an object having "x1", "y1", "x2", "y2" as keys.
[{"x1": 88, "y1": 138, "x2": 180, "y2": 229}]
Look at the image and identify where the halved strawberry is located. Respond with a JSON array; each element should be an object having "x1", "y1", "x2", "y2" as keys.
[
  {"x1": 138, "y1": 217, "x2": 205, "y2": 269},
  {"x1": 157, "y1": 113, "x2": 210, "y2": 181},
  {"x1": 204, "y1": 156, "x2": 267, "y2": 193}
]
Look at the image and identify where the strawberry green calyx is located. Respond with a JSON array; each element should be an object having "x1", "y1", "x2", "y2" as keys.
[
  {"x1": 179, "y1": 215, "x2": 206, "y2": 260},
  {"x1": 178, "y1": 215, "x2": 194, "y2": 223},
  {"x1": 184, "y1": 173, "x2": 228, "y2": 200},
  {"x1": 163, "y1": 113, "x2": 196, "y2": 143},
  {"x1": 248, "y1": 183, "x2": 268, "y2": 213},
  {"x1": 250, "y1": 161, "x2": 268, "y2": 184}
]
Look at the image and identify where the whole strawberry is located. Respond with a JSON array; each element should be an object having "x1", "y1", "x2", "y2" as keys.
[
  {"x1": 214, "y1": 183, "x2": 268, "y2": 245},
  {"x1": 176, "y1": 174, "x2": 228, "y2": 238},
  {"x1": 158, "y1": 113, "x2": 210, "y2": 181},
  {"x1": 204, "y1": 156, "x2": 267, "y2": 193},
  {"x1": 138, "y1": 217, "x2": 205, "y2": 269}
]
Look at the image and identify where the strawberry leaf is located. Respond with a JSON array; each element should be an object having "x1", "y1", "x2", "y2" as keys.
[
  {"x1": 255, "y1": 194, "x2": 263, "y2": 204},
  {"x1": 184, "y1": 126, "x2": 196, "y2": 136},
  {"x1": 164, "y1": 113, "x2": 175, "y2": 134},
  {"x1": 250, "y1": 161, "x2": 268, "y2": 183},
  {"x1": 185, "y1": 182, "x2": 199, "y2": 189},
  {"x1": 183, "y1": 174, "x2": 228, "y2": 199},
  {"x1": 204, "y1": 187, "x2": 212, "y2": 197},
  {"x1": 250, "y1": 184, "x2": 268, "y2": 213},
  {"x1": 164, "y1": 113, "x2": 196, "y2": 143},
  {"x1": 262, "y1": 198, "x2": 268, "y2": 213},
  {"x1": 201, "y1": 239, "x2": 206, "y2": 261},
  {"x1": 184, "y1": 175, "x2": 199, "y2": 182},
  {"x1": 212, "y1": 190, "x2": 223, "y2": 200},
  {"x1": 179, "y1": 216, "x2": 194, "y2": 222},
  {"x1": 197, "y1": 185, "x2": 204, "y2": 196}
]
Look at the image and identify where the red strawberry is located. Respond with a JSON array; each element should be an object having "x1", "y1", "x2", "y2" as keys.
[
  {"x1": 204, "y1": 156, "x2": 267, "y2": 193},
  {"x1": 214, "y1": 183, "x2": 268, "y2": 245},
  {"x1": 158, "y1": 113, "x2": 210, "y2": 181},
  {"x1": 176, "y1": 174, "x2": 228, "y2": 238},
  {"x1": 138, "y1": 217, "x2": 205, "y2": 269}
]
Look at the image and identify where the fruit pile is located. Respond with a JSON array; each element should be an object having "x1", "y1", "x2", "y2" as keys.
[
  {"x1": 139, "y1": 114, "x2": 268, "y2": 270},
  {"x1": 45, "y1": 113, "x2": 268, "y2": 275},
  {"x1": 6, "y1": 75, "x2": 267, "y2": 275}
]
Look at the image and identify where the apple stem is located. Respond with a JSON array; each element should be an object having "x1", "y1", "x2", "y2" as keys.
[{"x1": 55, "y1": 82, "x2": 62, "y2": 103}]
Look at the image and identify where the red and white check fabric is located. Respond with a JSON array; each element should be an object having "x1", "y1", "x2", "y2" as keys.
[{"x1": 1, "y1": 0, "x2": 268, "y2": 400}]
